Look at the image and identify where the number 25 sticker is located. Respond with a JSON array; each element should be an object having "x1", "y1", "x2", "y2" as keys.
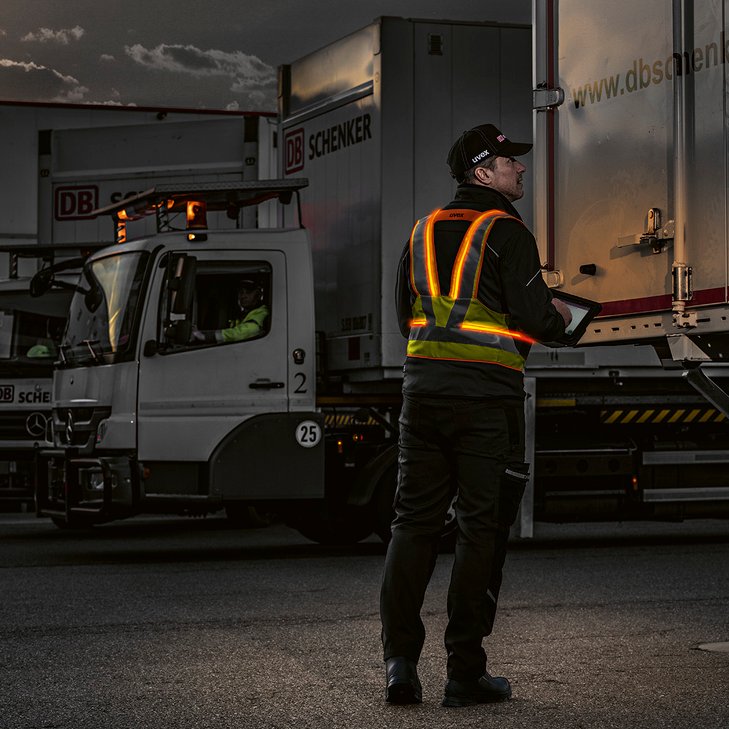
[{"x1": 296, "y1": 420, "x2": 321, "y2": 448}]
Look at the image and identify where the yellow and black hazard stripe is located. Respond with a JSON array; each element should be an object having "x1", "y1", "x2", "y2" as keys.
[
  {"x1": 600, "y1": 407, "x2": 726, "y2": 425},
  {"x1": 324, "y1": 414, "x2": 380, "y2": 428}
]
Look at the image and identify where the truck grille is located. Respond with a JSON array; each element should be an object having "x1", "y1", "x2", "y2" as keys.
[{"x1": 0, "y1": 410, "x2": 52, "y2": 442}]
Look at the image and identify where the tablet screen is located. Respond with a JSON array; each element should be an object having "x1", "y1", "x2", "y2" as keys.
[
  {"x1": 549, "y1": 290, "x2": 602, "y2": 345},
  {"x1": 563, "y1": 300, "x2": 592, "y2": 336}
]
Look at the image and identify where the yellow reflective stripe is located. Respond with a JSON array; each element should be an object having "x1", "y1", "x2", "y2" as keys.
[
  {"x1": 654, "y1": 409, "x2": 670, "y2": 422},
  {"x1": 432, "y1": 296, "x2": 453, "y2": 327},
  {"x1": 460, "y1": 321, "x2": 535, "y2": 344},
  {"x1": 637, "y1": 409, "x2": 654, "y2": 423},
  {"x1": 407, "y1": 339, "x2": 525, "y2": 370},
  {"x1": 604, "y1": 410, "x2": 623, "y2": 424},
  {"x1": 668, "y1": 409, "x2": 685, "y2": 423}
]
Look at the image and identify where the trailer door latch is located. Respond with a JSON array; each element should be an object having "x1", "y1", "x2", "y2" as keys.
[{"x1": 617, "y1": 208, "x2": 674, "y2": 253}]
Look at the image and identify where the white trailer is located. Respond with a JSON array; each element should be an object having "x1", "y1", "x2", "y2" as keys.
[
  {"x1": 280, "y1": 13, "x2": 729, "y2": 532},
  {"x1": 524, "y1": 0, "x2": 729, "y2": 530}
]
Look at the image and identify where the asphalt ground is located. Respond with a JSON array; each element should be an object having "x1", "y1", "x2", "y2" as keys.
[{"x1": 0, "y1": 514, "x2": 727, "y2": 728}]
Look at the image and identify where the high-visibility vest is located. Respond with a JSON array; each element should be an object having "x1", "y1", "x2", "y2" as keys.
[{"x1": 407, "y1": 208, "x2": 535, "y2": 372}]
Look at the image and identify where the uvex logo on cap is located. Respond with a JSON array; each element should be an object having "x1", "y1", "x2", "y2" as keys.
[{"x1": 471, "y1": 150, "x2": 490, "y2": 164}]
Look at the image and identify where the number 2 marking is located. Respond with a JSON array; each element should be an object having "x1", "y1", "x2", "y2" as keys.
[{"x1": 294, "y1": 372, "x2": 307, "y2": 393}]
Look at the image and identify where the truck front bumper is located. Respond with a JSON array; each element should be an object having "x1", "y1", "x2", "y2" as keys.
[{"x1": 36, "y1": 449, "x2": 138, "y2": 524}]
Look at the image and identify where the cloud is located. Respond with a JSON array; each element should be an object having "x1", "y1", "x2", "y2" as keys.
[
  {"x1": 100, "y1": 54, "x2": 115, "y2": 62},
  {"x1": 124, "y1": 42, "x2": 276, "y2": 94},
  {"x1": 21, "y1": 25, "x2": 85, "y2": 44},
  {"x1": 0, "y1": 58, "x2": 88, "y2": 101}
]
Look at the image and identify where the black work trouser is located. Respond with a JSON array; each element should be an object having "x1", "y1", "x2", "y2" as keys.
[{"x1": 380, "y1": 394, "x2": 528, "y2": 681}]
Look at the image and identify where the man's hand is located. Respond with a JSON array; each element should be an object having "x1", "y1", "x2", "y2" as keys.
[{"x1": 552, "y1": 297, "x2": 573, "y2": 326}]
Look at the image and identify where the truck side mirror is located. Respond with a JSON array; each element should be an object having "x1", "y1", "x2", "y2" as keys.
[{"x1": 30, "y1": 268, "x2": 54, "y2": 298}]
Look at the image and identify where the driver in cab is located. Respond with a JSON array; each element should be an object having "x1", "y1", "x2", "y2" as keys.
[{"x1": 191, "y1": 279, "x2": 269, "y2": 344}]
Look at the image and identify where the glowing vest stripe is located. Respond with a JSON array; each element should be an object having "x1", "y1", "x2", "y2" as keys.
[{"x1": 407, "y1": 208, "x2": 534, "y2": 371}]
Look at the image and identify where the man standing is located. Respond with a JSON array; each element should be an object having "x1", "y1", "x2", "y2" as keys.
[{"x1": 380, "y1": 124, "x2": 571, "y2": 707}]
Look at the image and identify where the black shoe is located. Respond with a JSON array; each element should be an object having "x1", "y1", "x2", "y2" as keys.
[
  {"x1": 385, "y1": 657, "x2": 422, "y2": 704},
  {"x1": 442, "y1": 671, "x2": 511, "y2": 707}
]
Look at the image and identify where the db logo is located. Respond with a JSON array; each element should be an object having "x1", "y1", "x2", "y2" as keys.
[
  {"x1": 54, "y1": 185, "x2": 99, "y2": 220},
  {"x1": 284, "y1": 127, "x2": 305, "y2": 174}
]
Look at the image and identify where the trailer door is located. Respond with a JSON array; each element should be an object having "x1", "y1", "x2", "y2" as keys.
[{"x1": 534, "y1": 0, "x2": 728, "y2": 342}]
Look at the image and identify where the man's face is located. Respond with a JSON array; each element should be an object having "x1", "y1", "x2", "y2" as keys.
[
  {"x1": 485, "y1": 156, "x2": 526, "y2": 202},
  {"x1": 238, "y1": 287, "x2": 260, "y2": 309}
]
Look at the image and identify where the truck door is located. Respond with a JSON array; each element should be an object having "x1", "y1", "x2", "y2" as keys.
[
  {"x1": 535, "y1": 0, "x2": 727, "y2": 338},
  {"x1": 136, "y1": 249, "x2": 289, "y2": 463}
]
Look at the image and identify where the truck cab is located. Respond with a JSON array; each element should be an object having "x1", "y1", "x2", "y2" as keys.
[
  {"x1": 36, "y1": 181, "x2": 325, "y2": 527},
  {"x1": 0, "y1": 278, "x2": 70, "y2": 504}
]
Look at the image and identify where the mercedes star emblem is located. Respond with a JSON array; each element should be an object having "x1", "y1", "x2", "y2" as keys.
[{"x1": 26, "y1": 412, "x2": 48, "y2": 438}]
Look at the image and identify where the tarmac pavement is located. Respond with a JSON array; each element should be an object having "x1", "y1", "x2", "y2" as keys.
[{"x1": 0, "y1": 514, "x2": 727, "y2": 728}]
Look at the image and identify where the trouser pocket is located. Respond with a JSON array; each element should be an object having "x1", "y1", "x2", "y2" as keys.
[{"x1": 497, "y1": 462, "x2": 529, "y2": 529}]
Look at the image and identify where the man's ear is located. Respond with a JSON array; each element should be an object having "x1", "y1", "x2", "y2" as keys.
[{"x1": 474, "y1": 166, "x2": 492, "y2": 186}]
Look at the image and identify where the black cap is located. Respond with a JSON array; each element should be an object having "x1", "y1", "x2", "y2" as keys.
[
  {"x1": 237, "y1": 279, "x2": 260, "y2": 291},
  {"x1": 447, "y1": 124, "x2": 532, "y2": 183}
]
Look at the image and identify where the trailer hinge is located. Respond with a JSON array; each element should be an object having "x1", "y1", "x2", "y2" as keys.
[
  {"x1": 672, "y1": 263, "x2": 695, "y2": 327},
  {"x1": 533, "y1": 85, "x2": 565, "y2": 111},
  {"x1": 616, "y1": 208, "x2": 674, "y2": 254}
]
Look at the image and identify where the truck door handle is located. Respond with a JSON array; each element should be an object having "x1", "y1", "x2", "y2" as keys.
[{"x1": 249, "y1": 380, "x2": 285, "y2": 390}]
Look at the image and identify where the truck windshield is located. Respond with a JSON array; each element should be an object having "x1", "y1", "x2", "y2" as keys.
[{"x1": 62, "y1": 251, "x2": 148, "y2": 366}]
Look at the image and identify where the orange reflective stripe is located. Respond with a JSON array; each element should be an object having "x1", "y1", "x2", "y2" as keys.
[
  {"x1": 460, "y1": 321, "x2": 535, "y2": 344},
  {"x1": 411, "y1": 209, "x2": 486, "y2": 298},
  {"x1": 429, "y1": 208, "x2": 483, "y2": 224},
  {"x1": 409, "y1": 318, "x2": 427, "y2": 328},
  {"x1": 423, "y1": 214, "x2": 440, "y2": 296},
  {"x1": 449, "y1": 209, "x2": 506, "y2": 297}
]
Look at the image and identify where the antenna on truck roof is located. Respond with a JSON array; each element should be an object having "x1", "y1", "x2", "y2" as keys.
[{"x1": 91, "y1": 178, "x2": 309, "y2": 244}]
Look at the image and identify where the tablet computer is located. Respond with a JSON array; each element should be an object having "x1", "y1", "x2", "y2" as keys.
[{"x1": 549, "y1": 289, "x2": 602, "y2": 346}]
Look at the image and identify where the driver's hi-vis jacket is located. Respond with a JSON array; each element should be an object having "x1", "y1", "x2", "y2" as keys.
[{"x1": 407, "y1": 208, "x2": 534, "y2": 373}]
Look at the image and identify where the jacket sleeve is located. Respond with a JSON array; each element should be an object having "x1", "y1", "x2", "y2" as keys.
[
  {"x1": 218, "y1": 305, "x2": 270, "y2": 343},
  {"x1": 498, "y1": 222, "x2": 566, "y2": 342},
  {"x1": 395, "y1": 241, "x2": 413, "y2": 338}
]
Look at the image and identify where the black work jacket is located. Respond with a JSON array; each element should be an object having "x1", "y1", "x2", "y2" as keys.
[{"x1": 396, "y1": 184, "x2": 565, "y2": 399}]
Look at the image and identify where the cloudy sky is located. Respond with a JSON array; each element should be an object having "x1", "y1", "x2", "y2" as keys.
[{"x1": 0, "y1": 0, "x2": 530, "y2": 111}]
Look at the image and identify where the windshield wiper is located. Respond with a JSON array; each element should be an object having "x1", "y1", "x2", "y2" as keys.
[{"x1": 83, "y1": 339, "x2": 105, "y2": 365}]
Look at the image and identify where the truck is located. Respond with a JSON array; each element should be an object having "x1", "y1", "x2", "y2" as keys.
[
  {"x1": 34, "y1": 10, "x2": 729, "y2": 540},
  {"x1": 0, "y1": 102, "x2": 274, "y2": 507},
  {"x1": 0, "y1": 247, "x2": 74, "y2": 505},
  {"x1": 35, "y1": 17, "x2": 531, "y2": 540}
]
